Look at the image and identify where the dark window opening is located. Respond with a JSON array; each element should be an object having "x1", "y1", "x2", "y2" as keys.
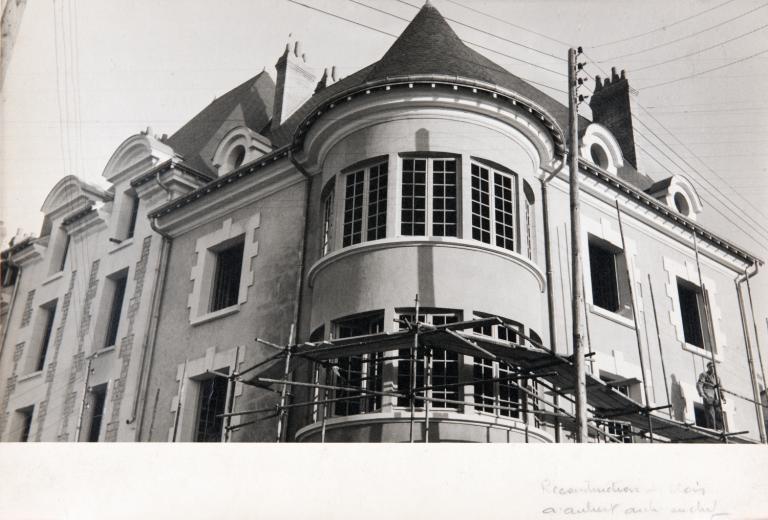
[
  {"x1": 590, "y1": 143, "x2": 608, "y2": 169},
  {"x1": 209, "y1": 239, "x2": 244, "y2": 312},
  {"x1": 36, "y1": 301, "x2": 57, "y2": 372},
  {"x1": 104, "y1": 272, "x2": 128, "y2": 348},
  {"x1": 18, "y1": 408, "x2": 33, "y2": 442},
  {"x1": 87, "y1": 385, "x2": 108, "y2": 442},
  {"x1": 195, "y1": 373, "x2": 229, "y2": 442},
  {"x1": 589, "y1": 241, "x2": 620, "y2": 312},
  {"x1": 677, "y1": 279, "x2": 707, "y2": 349},
  {"x1": 58, "y1": 234, "x2": 70, "y2": 271},
  {"x1": 226, "y1": 145, "x2": 246, "y2": 172},
  {"x1": 126, "y1": 194, "x2": 140, "y2": 239},
  {"x1": 333, "y1": 313, "x2": 385, "y2": 416},
  {"x1": 694, "y1": 402, "x2": 707, "y2": 428}
]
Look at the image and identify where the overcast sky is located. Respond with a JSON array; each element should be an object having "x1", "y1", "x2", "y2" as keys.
[{"x1": 2, "y1": 0, "x2": 767, "y2": 328}]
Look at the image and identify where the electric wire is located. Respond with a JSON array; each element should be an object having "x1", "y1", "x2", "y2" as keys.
[{"x1": 639, "y1": 48, "x2": 768, "y2": 90}]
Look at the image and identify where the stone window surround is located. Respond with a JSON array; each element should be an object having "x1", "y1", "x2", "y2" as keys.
[
  {"x1": 662, "y1": 256, "x2": 724, "y2": 362},
  {"x1": 168, "y1": 345, "x2": 245, "y2": 442},
  {"x1": 187, "y1": 214, "x2": 260, "y2": 326}
]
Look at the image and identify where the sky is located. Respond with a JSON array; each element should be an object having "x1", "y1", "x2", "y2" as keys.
[{"x1": 1, "y1": 0, "x2": 767, "y2": 336}]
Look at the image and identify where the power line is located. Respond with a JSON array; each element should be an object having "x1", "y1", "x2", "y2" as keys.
[
  {"x1": 591, "y1": 0, "x2": 739, "y2": 49},
  {"x1": 639, "y1": 48, "x2": 768, "y2": 90},
  {"x1": 287, "y1": 0, "x2": 399, "y2": 38},
  {"x1": 599, "y1": 2, "x2": 768, "y2": 62},
  {"x1": 632, "y1": 21, "x2": 768, "y2": 72}
]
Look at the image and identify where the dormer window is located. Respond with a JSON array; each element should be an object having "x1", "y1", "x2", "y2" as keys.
[
  {"x1": 226, "y1": 145, "x2": 246, "y2": 172},
  {"x1": 590, "y1": 143, "x2": 609, "y2": 169},
  {"x1": 212, "y1": 126, "x2": 273, "y2": 176},
  {"x1": 674, "y1": 192, "x2": 690, "y2": 216}
]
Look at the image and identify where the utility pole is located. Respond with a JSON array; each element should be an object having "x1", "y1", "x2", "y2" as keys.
[{"x1": 568, "y1": 47, "x2": 588, "y2": 443}]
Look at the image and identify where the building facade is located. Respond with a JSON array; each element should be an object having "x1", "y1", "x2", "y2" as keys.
[{"x1": 1, "y1": 3, "x2": 765, "y2": 443}]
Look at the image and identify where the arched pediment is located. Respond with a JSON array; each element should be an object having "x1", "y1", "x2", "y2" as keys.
[
  {"x1": 102, "y1": 133, "x2": 175, "y2": 182},
  {"x1": 41, "y1": 175, "x2": 111, "y2": 220},
  {"x1": 580, "y1": 123, "x2": 624, "y2": 175}
]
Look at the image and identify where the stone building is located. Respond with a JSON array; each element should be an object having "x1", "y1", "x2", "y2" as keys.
[{"x1": 0, "y1": 3, "x2": 765, "y2": 443}]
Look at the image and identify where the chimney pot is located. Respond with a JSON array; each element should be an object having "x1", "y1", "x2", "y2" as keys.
[
  {"x1": 594, "y1": 75, "x2": 602, "y2": 91},
  {"x1": 294, "y1": 40, "x2": 302, "y2": 58},
  {"x1": 620, "y1": 69, "x2": 626, "y2": 80},
  {"x1": 611, "y1": 67, "x2": 619, "y2": 81},
  {"x1": 331, "y1": 65, "x2": 337, "y2": 81}
]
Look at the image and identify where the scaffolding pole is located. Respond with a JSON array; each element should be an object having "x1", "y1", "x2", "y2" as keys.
[
  {"x1": 648, "y1": 274, "x2": 672, "y2": 418},
  {"x1": 275, "y1": 324, "x2": 295, "y2": 443},
  {"x1": 735, "y1": 274, "x2": 766, "y2": 443},
  {"x1": 615, "y1": 200, "x2": 654, "y2": 443},
  {"x1": 745, "y1": 272, "x2": 768, "y2": 393},
  {"x1": 409, "y1": 294, "x2": 420, "y2": 443}
]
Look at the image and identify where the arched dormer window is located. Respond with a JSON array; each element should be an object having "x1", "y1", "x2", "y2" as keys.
[
  {"x1": 645, "y1": 174, "x2": 703, "y2": 221},
  {"x1": 580, "y1": 123, "x2": 624, "y2": 175},
  {"x1": 212, "y1": 126, "x2": 273, "y2": 177}
]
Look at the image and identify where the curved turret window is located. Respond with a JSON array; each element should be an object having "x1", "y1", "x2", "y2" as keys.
[
  {"x1": 471, "y1": 162, "x2": 516, "y2": 251},
  {"x1": 401, "y1": 157, "x2": 457, "y2": 237},
  {"x1": 342, "y1": 160, "x2": 388, "y2": 247}
]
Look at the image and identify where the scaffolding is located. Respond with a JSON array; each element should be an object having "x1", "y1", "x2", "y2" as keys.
[{"x1": 211, "y1": 315, "x2": 754, "y2": 444}]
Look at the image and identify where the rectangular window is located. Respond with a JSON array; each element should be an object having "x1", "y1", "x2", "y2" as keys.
[
  {"x1": 401, "y1": 159, "x2": 427, "y2": 236},
  {"x1": 402, "y1": 157, "x2": 458, "y2": 238},
  {"x1": 321, "y1": 183, "x2": 334, "y2": 256},
  {"x1": 126, "y1": 193, "x2": 140, "y2": 239},
  {"x1": 471, "y1": 163, "x2": 516, "y2": 250},
  {"x1": 87, "y1": 384, "x2": 108, "y2": 442},
  {"x1": 58, "y1": 234, "x2": 70, "y2": 272},
  {"x1": 589, "y1": 241, "x2": 620, "y2": 312},
  {"x1": 366, "y1": 162, "x2": 388, "y2": 241},
  {"x1": 36, "y1": 301, "x2": 57, "y2": 372},
  {"x1": 677, "y1": 279, "x2": 709, "y2": 350},
  {"x1": 209, "y1": 239, "x2": 244, "y2": 312},
  {"x1": 332, "y1": 313, "x2": 384, "y2": 416},
  {"x1": 104, "y1": 272, "x2": 128, "y2": 348},
  {"x1": 343, "y1": 169, "x2": 365, "y2": 246},
  {"x1": 17, "y1": 407, "x2": 33, "y2": 442},
  {"x1": 195, "y1": 374, "x2": 229, "y2": 442}
]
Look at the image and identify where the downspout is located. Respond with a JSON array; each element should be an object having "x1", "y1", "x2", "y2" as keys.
[
  {"x1": 283, "y1": 148, "x2": 312, "y2": 442},
  {"x1": 734, "y1": 262, "x2": 766, "y2": 443},
  {"x1": 0, "y1": 258, "x2": 22, "y2": 359},
  {"x1": 128, "y1": 171, "x2": 173, "y2": 439},
  {"x1": 540, "y1": 154, "x2": 565, "y2": 444}
]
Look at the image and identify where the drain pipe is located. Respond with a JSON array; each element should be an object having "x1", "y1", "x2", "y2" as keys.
[
  {"x1": 128, "y1": 171, "x2": 174, "y2": 439},
  {"x1": 735, "y1": 263, "x2": 766, "y2": 443}
]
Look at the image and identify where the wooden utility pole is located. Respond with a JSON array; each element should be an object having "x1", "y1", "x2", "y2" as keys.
[{"x1": 568, "y1": 47, "x2": 588, "y2": 443}]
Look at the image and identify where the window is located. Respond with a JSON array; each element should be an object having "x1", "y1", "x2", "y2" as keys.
[
  {"x1": 588, "y1": 237, "x2": 630, "y2": 315},
  {"x1": 590, "y1": 143, "x2": 609, "y2": 169},
  {"x1": 523, "y1": 180, "x2": 536, "y2": 261},
  {"x1": 195, "y1": 374, "x2": 229, "y2": 442},
  {"x1": 226, "y1": 145, "x2": 246, "y2": 172},
  {"x1": 674, "y1": 192, "x2": 690, "y2": 216},
  {"x1": 401, "y1": 157, "x2": 457, "y2": 238},
  {"x1": 36, "y1": 300, "x2": 57, "y2": 372},
  {"x1": 471, "y1": 162, "x2": 516, "y2": 251},
  {"x1": 58, "y1": 234, "x2": 70, "y2": 272},
  {"x1": 396, "y1": 311, "x2": 460, "y2": 409},
  {"x1": 87, "y1": 384, "x2": 107, "y2": 442},
  {"x1": 331, "y1": 313, "x2": 385, "y2": 416},
  {"x1": 677, "y1": 279, "x2": 711, "y2": 350},
  {"x1": 126, "y1": 193, "x2": 140, "y2": 239},
  {"x1": 598, "y1": 378, "x2": 633, "y2": 442},
  {"x1": 49, "y1": 228, "x2": 70, "y2": 274},
  {"x1": 17, "y1": 407, "x2": 33, "y2": 442},
  {"x1": 103, "y1": 271, "x2": 128, "y2": 348},
  {"x1": 342, "y1": 160, "x2": 388, "y2": 247},
  {"x1": 209, "y1": 238, "x2": 245, "y2": 312},
  {"x1": 320, "y1": 179, "x2": 335, "y2": 256},
  {"x1": 694, "y1": 402, "x2": 707, "y2": 428}
]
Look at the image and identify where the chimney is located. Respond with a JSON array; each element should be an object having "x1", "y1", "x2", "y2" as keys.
[
  {"x1": 272, "y1": 39, "x2": 317, "y2": 130},
  {"x1": 589, "y1": 67, "x2": 637, "y2": 169}
]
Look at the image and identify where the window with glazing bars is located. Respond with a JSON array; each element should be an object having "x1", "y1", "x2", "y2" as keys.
[
  {"x1": 332, "y1": 313, "x2": 384, "y2": 416},
  {"x1": 342, "y1": 170, "x2": 365, "y2": 246},
  {"x1": 472, "y1": 318, "x2": 523, "y2": 417},
  {"x1": 87, "y1": 384, "x2": 107, "y2": 442},
  {"x1": 367, "y1": 162, "x2": 388, "y2": 241},
  {"x1": 36, "y1": 301, "x2": 57, "y2": 372},
  {"x1": 320, "y1": 181, "x2": 334, "y2": 256},
  {"x1": 401, "y1": 158, "x2": 457, "y2": 237},
  {"x1": 195, "y1": 374, "x2": 229, "y2": 442},
  {"x1": 523, "y1": 181, "x2": 536, "y2": 261},
  {"x1": 396, "y1": 312, "x2": 459, "y2": 408},
  {"x1": 104, "y1": 272, "x2": 128, "y2": 348},
  {"x1": 209, "y1": 239, "x2": 244, "y2": 312},
  {"x1": 471, "y1": 163, "x2": 516, "y2": 251}
]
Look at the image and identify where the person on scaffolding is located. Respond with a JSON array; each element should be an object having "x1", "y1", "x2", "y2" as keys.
[{"x1": 696, "y1": 361, "x2": 726, "y2": 430}]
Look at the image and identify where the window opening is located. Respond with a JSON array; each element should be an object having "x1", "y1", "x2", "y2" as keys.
[
  {"x1": 401, "y1": 159, "x2": 427, "y2": 236},
  {"x1": 195, "y1": 373, "x2": 229, "y2": 442},
  {"x1": 126, "y1": 193, "x2": 140, "y2": 239},
  {"x1": 589, "y1": 241, "x2": 620, "y2": 312},
  {"x1": 320, "y1": 180, "x2": 335, "y2": 256},
  {"x1": 367, "y1": 162, "x2": 388, "y2": 241},
  {"x1": 677, "y1": 279, "x2": 709, "y2": 350},
  {"x1": 104, "y1": 272, "x2": 128, "y2": 348},
  {"x1": 87, "y1": 384, "x2": 108, "y2": 442},
  {"x1": 58, "y1": 234, "x2": 70, "y2": 272},
  {"x1": 36, "y1": 301, "x2": 57, "y2": 372},
  {"x1": 18, "y1": 408, "x2": 33, "y2": 442},
  {"x1": 342, "y1": 170, "x2": 365, "y2": 246},
  {"x1": 431, "y1": 159, "x2": 457, "y2": 237},
  {"x1": 209, "y1": 239, "x2": 244, "y2": 312},
  {"x1": 523, "y1": 180, "x2": 536, "y2": 261},
  {"x1": 471, "y1": 163, "x2": 516, "y2": 251}
]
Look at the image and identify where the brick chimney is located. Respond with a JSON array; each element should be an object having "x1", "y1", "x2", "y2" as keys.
[
  {"x1": 589, "y1": 67, "x2": 637, "y2": 169},
  {"x1": 272, "y1": 39, "x2": 317, "y2": 130}
]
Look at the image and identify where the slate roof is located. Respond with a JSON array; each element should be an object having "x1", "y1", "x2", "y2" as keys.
[{"x1": 166, "y1": 71, "x2": 275, "y2": 177}]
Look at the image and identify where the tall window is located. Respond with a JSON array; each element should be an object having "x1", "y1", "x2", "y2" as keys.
[
  {"x1": 342, "y1": 160, "x2": 388, "y2": 247},
  {"x1": 209, "y1": 238, "x2": 244, "y2": 312},
  {"x1": 36, "y1": 300, "x2": 57, "y2": 372},
  {"x1": 588, "y1": 237, "x2": 630, "y2": 315},
  {"x1": 332, "y1": 313, "x2": 384, "y2": 416},
  {"x1": 523, "y1": 180, "x2": 536, "y2": 261},
  {"x1": 320, "y1": 179, "x2": 334, "y2": 256},
  {"x1": 58, "y1": 234, "x2": 70, "y2": 272},
  {"x1": 87, "y1": 384, "x2": 108, "y2": 442},
  {"x1": 126, "y1": 193, "x2": 140, "y2": 239},
  {"x1": 104, "y1": 271, "x2": 128, "y2": 348},
  {"x1": 396, "y1": 311, "x2": 460, "y2": 409},
  {"x1": 471, "y1": 162, "x2": 516, "y2": 251},
  {"x1": 195, "y1": 374, "x2": 229, "y2": 442},
  {"x1": 17, "y1": 407, "x2": 33, "y2": 442},
  {"x1": 677, "y1": 279, "x2": 710, "y2": 350},
  {"x1": 401, "y1": 157, "x2": 457, "y2": 238}
]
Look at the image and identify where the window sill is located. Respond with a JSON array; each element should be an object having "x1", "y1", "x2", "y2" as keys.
[
  {"x1": 42, "y1": 271, "x2": 65, "y2": 286},
  {"x1": 190, "y1": 305, "x2": 240, "y2": 326},
  {"x1": 91, "y1": 345, "x2": 116, "y2": 358},
  {"x1": 682, "y1": 342, "x2": 721, "y2": 362},
  {"x1": 588, "y1": 303, "x2": 635, "y2": 329},
  {"x1": 108, "y1": 237, "x2": 134, "y2": 255},
  {"x1": 17, "y1": 370, "x2": 43, "y2": 383}
]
